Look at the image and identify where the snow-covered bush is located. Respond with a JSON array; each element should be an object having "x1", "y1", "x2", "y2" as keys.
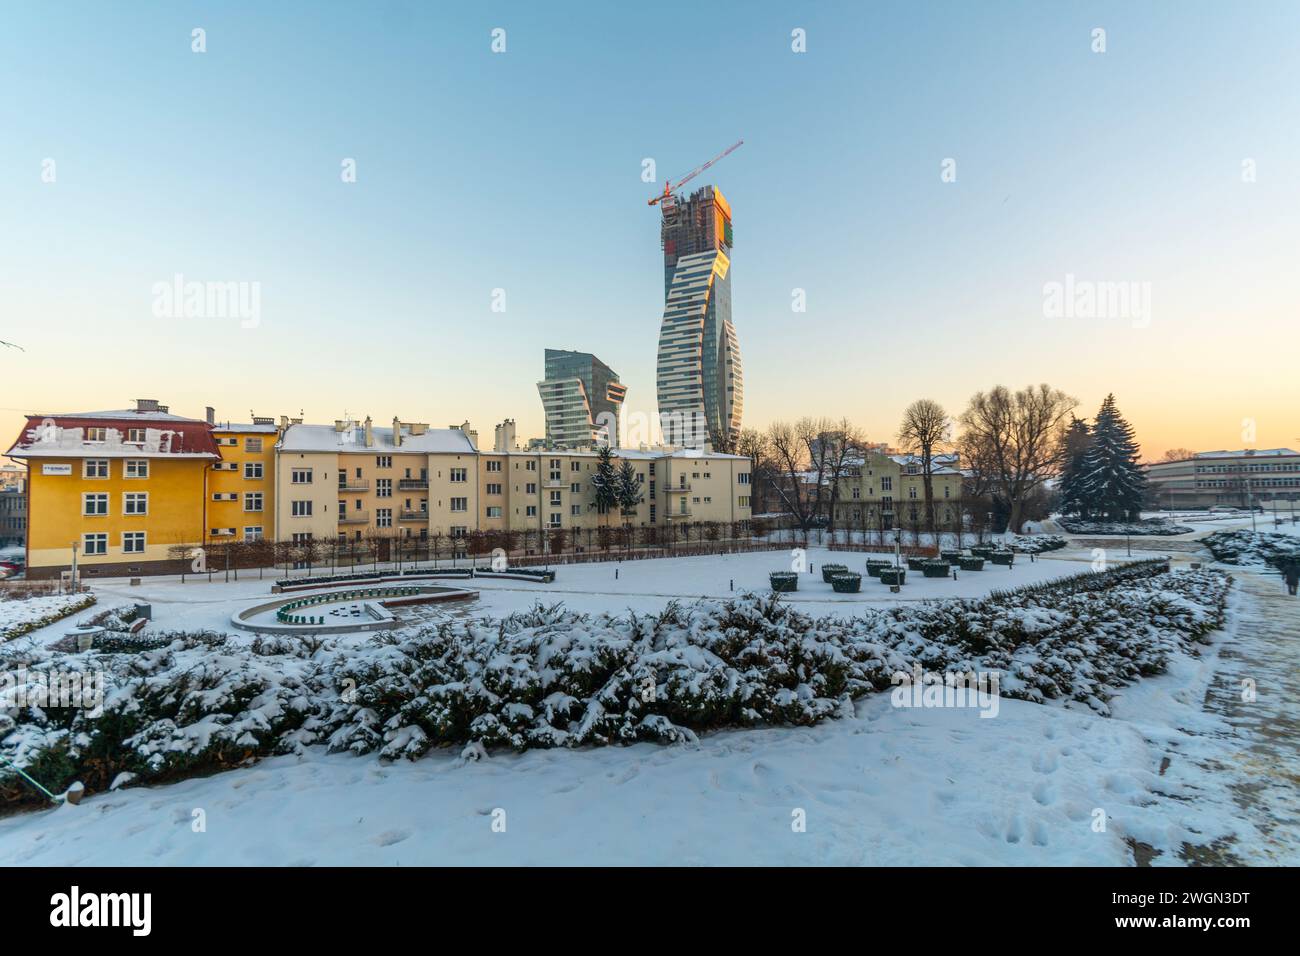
[
  {"x1": 0, "y1": 561, "x2": 1230, "y2": 810},
  {"x1": 1057, "y1": 518, "x2": 1193, "y2": 536},
  {"x1": 0, "y1": 593, "x2": 96, "y2": 643},
  {"x1": 1203, "y1": 530, "x2": 1300, "y2": 569},
  {"x1": 1007, "y1": 534, "x2": 1068, "y2": 554}
]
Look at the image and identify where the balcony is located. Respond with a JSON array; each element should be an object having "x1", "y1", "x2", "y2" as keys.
[
  {"x1": 544, "y1": 479, "x2": 565, "y2": 489},
  {"x1": 398, "y1": 509, "x2": 428, "y2": 521},
  {"x1": 338, "y1": 478, "x2": 369, "y2": 492},
  {"x1": 339, "y1": 511, "x2": 370, "y2": 525},
  {"x1": 398, "y1": 478, "x2": 428, "y2": 491},
  {"x1": 668, "y1": 483, "x2": 692, "y2": 493}
]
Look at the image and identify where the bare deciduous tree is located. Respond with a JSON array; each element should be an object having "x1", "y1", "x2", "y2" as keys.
[
  {"x1": 957, "y1": 384, "x2": 1077, "y2": 534},
  {"x1": 898, "y1": 399, "x2": 951, "y2": 535}
]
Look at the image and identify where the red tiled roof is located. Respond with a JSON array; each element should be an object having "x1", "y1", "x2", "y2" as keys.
[{"x1": 6, "y1": 414, "x2": 220, "y2": 459}]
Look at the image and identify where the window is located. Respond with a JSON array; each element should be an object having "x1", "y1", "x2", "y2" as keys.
[
  {"x1": 570, "y1": 482, "x2": 581, "y2": 494},
  {"x1": 450, "y1": 526, "x2": 467, "y2": 538},
  {"x1": 376, "y1": 456, "x2": 392, "y2": 468},
  {"x1": 739, "y1": 496, "x2": 750, "y2": 508},
  {"x1": 526, "y1": 482, "x2": 537, "y2": 494},
  {"x1": 526, "y1": 460, "x2": 537, "y2": 471},
  {"x1": 570, "y1": 504, "x2": 582, "y2": 516},
  {"x1": 83, "y1": 533, "x2": 107, "y2": 555},
  {"x1": 909, "y1": 487, "x2": 918, "y2": 499},
  {"x1": 122, "y1": 531, "x2": 146, "y2": 554},
  {"x1": 881, "y1": 477, "x2": 893, "y2": 491},
  {"x1": 292, "y1": 532, "x2": 312, "y2": 545},
  {"x1": 292, "y1": 500, "x2": 313, "y2": 517},
  {"x1": 85, "y1": 427, "x2": 106, "y2": 443},
  {"x1": 245, "y1": 437, "x2": 263, "y2": 453},
  {"x1": 486, "y1": 460, "x2": 502, "y2": 472},
  {"x1": 377, "y1": 508, "x2": 393, "y2": 528},
  {"x1": 549, "y1": 513, "x2": 562, "y2": 528},
  {"x1": 376, "y1": 478, "x2": 392, "y2": 498},
  {"x1": 571, "y1": 461, "x2": 581, "y2": 472},
  {"x1": 244, "y1": 462, "x2": 264, "y2": 480},
  {"x1": 450, "y1": 497, "x2": 467, "y2": 512},
  {"x1": 738, "y1": 473, "x2": 750, "y2": 485},
  {"x1": 292, "y1": 468, "x2": 313, "y2": 484},
  {"x1": 123, "y1": 492, "x2": 148, "y2": 515},
  {"x1": 244, "y1": 526, "x2": 263, "y2": 542},
  {"x1": 125, "y1": 459, "x2": 148, "y2": 479},
  {"x1": 550, "y1": 491, "x2": 562, "y2": 506},
  {"x1": 126, "y1": 427, "x2": 147, "y2": 444},
  {"x1": 943, "y1": 486, "x2": 951, "y2": 498},
  {"x1": 487, "y1": 483, "x2": 502, "y2": 495},
  {"x1": 526, "y1": 505, "x2": 537, "y2": 517},
  {"x1": 84, "y1": 459, "x2": 109, "y2": 479},
  {"x1": 486, "y1": 506, "x2": 503, "y2": 518},
  {"x1": 83, "y1": 493, "x2": 108, "y2": 516},
  {"x1": 244, "y1": 492, "x2": 264, "y2": 512},
  {"x1": 450, "y1": 468, "x2": 467, "y2": 483}
]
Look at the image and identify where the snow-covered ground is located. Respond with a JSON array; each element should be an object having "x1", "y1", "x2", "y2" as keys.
[
  {"x1": 0, "y1": 685, "x2": 1218, "y2": 866},
  {"x1": 2, "y1": 545, "x2": 1294, "y2": 867},
  {"x1": 22, "y1": 548, "x2": 1113, "y2": 643}
]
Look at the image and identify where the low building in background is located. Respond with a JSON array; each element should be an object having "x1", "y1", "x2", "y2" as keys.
[
  {"x1": 1146, "y1": 448, "x2": 1300, "y2": 510},
  {"x1": 0, "y1": 481, "x2": 25, "y2": 549},
  {"x1": 833, "y1": 451, "x2": 963, "y2": 533}
]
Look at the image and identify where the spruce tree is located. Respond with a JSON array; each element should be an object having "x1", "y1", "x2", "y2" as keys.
[
  {"x1": 590, "y1": 445, "x2": 619, "y2": 520},
  {"x1": 1077, "y1": 394, "x2": 1146, "y2": 520},
  {"x1": 615, "y1": 460, "x2": 644, "y2": 518},
  {"x1": 1056, "y1": 416, "x2": 1093, "y2": 517}
]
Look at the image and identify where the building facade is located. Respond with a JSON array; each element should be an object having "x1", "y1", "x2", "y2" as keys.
[
  {"x1": 537, "y1": 349, "x2": 627, "y2": 448},
  {"x1": 7, "y1": 400, "x2": 752, "y2": 579},
  {"x1": 1146, "y1": 448, "x2": 1300, "y2": 510},
  {"x1": 0, "y1": 483, "x2": 25, "y2": 549},
  {"x1": 832, "y1": 451, "x2": 964, "y2": 532},
  {"x1": 656, "y1": 185, "x2": 743, "y2": 451}
]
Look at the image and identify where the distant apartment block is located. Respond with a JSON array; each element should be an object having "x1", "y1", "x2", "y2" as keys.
[{"x1": 537, "y1": 349, "x2": 627, "y2": 449}]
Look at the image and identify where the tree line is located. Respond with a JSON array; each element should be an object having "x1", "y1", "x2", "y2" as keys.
[{"x1": 737, "y1": 384, "x2": 1144, "y2": 534}]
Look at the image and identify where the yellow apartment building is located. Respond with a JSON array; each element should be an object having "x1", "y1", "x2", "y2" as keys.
[
  {"x1": 6, "y1": 402, "x2": 219, "y2": 579},
  {"x1": 833, "y1": 450, "x2": 964, "y2": 532},
  {"x1": 208, "y1": 418, "x2": 280, "y2": 545}
]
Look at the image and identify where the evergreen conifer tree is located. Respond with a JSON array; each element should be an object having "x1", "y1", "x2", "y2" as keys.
[
  {"x1": 1056, "y1": 416, "x2": 1093, "y2": 517},
  {"x1": 590, "y1": 445, "x2": 619, "y2": 521},
  {"x1": 1077, "y1": 394, "x2": 1146, "y2": 520},
  {"x1": 615, "y1": 460, "x2": 644, "y2": 518}
]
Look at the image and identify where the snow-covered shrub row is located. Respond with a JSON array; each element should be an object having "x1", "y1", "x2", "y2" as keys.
[
  {"x1": 1007, "y1": 534, "x2": 1068, "y2": 553},
  {"x1": 1057, "y1": 517, "x2": 1193, "y2": 536},
  {"x1": 1203, "y1": 530, "x2": 1300, "y2": 569},
  {"x1": 0, "y1": 565, "x2": 1229, "y2": 809},
  {"x1": 0, "y1": 593, "x2": 96, "y2": 643}
]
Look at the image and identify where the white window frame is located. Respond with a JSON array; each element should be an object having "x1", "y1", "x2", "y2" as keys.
[
  {"x1": 82, "y1": 532, "x2": 108, "y2": 555},
  {"x1": 123, "y1": 492, "x2": 148, "y2": 515},
  {"x1": 244, "y1": 492, "x2": 264, "y2": 512},
  {"x1": 83, "y1": 493, "x2": 109, "y2": 516},
  {"x1": 244, "y1": 461, "x2": 264, "y2": 480},
  {"x1": 84, "y1": 459, "x2": 109, "y2": 479},
  {"x1": 122, "y1": 531, "x2": 146, "y2": 554},
  {"x1": 125, "y1": 459, "x2": 149, "y2": 479}
]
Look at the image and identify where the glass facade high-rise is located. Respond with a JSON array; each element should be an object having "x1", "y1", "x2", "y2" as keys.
[
  {"x1": 655, "y1": 185, "x2": 743, "y2": 451},
  {"x1": 537, "y1": 349, "x2": 627, "y2": 448}
]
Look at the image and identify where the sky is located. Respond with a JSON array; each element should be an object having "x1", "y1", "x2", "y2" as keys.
[{"x1": 1, "y1": 0, "x2": 1297, "y2": 460}]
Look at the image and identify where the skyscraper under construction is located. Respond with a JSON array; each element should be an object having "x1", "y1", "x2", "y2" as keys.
[{"x1": 655, "y1": 185, "x2": 743, "y2": 451}]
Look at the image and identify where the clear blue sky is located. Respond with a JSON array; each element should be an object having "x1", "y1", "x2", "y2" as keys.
[{"x1": 2, "y1": 0, "x2": 1297, "y2": 456}]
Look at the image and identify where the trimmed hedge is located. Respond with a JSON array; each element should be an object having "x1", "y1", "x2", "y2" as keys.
[
  {"x1": 922, "y1": 561, "x2": 951, "y2": 579},
  {"x1": 958, "y1": 557, "x2": 985, "y2": 572},
  {"x1": 830, "y1": 573, "x2": 862, "y2": 593},
  {"x1": 820, "y1": 563, "x2": 849, "y2": 583},
  {"x1": 769, "y1": 572, "x2": 798, "y2": 592},
  {"x1": 879, "y1": 568, "x2": 906, "y2": 585},
  {"x1": 989, "y1": 551, "x2": 1014, "y2": 566}
]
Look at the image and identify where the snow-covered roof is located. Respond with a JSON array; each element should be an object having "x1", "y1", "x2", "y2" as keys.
[
  {"x1": 492, "y1": 447, "x2": 747, "y2": 461},
  {"x1": 46, "y1": 408, "x2": 201, "y2": 424},
  {"x1": 6, "y1": 413, "x2": 220, "y2": 460},
  {"x1": 279, "y1": 423, "x2": 477, "y2": 455},
  {"x1": 1194, "y1": 448, "x2": 1299, "y2": 459},
  {"x1": 213, "y1": 422, "x2": 280, "y2": 434}
]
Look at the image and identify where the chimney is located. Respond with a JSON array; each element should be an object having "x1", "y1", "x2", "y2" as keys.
[
  {"x1": 280, "y1": 415, "x2": 289, "y2": 430},
  {"x1": 364, "y1": 416, "x2": 374, "y2": 448},
  {"x1": 494, "y1": 419, "x2": 517, "y2": 453},
  {"x1": 392, "y1": 416, "x2": 402, "y2": 448},
  {"x1": 461, "y1": 420, "x2": 478, "y2": 450},
  {"x1": 136, "y1": 399, "x2": 159, "y2": 413},
  {"x1": 205, "y1": 406, "x2": 215, "y2": 426}
]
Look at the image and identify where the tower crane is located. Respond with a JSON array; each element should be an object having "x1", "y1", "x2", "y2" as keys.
[{"x1": 648, "y1": 140, "x2": 743, "y2": 209}]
